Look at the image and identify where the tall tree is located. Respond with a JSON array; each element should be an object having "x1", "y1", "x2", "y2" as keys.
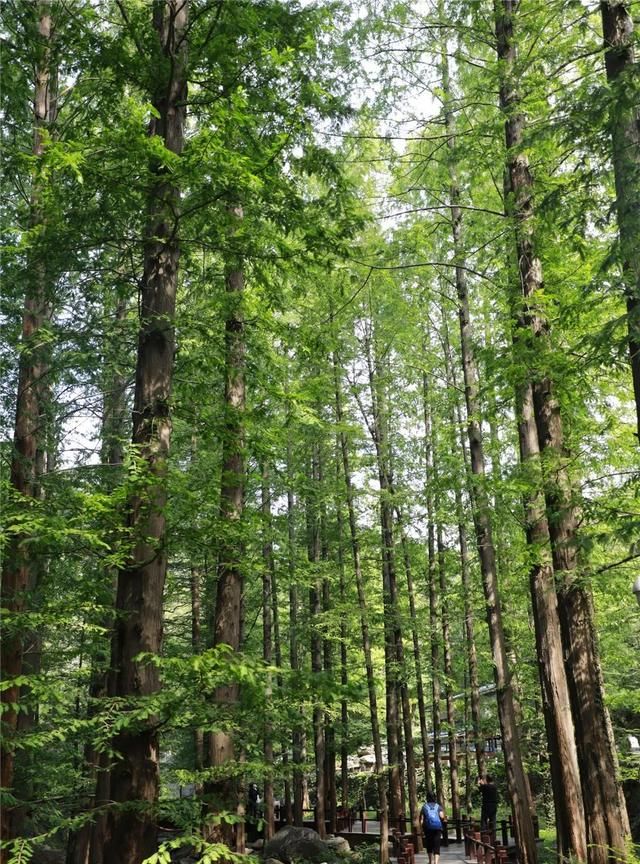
[
  {"x1": 262, "y1": 465, "x2": 275, "y2": 841},
  {"x1": 600, "y1": 1, "x2": 640, "y2": 441},
  {"x1": 308, "y1": 440, "x2": 327, "y2": 838},
  {"x1": 205, "y1": 200, "x2": 246, "y2": 850},
  {"x1": 423, "y1": 372, "x2": 444, "y2": 805},
  {"x1": 358, "y1": 323, "x2": 404, "y2": 826},
  {"x1": 104, "y1": 2, "x2": 188, "y2": 860},
  {"x1": 493, "y1": 2, "x2": 630, "y2": 859},
  {"x1": 288, "y1": 435, "x2": 306, "y2": 827},
  {"x1": 441, "y1": 315, "x2": 484, "y2": 780},
  {"x1": 333, "y1": 350, "x2": 389, "y2": 864},
  {"x1": 1, "y1": 4, "x2": 54, "y2": 849},
  {"x1": 441, "y1": 74, "x2": 538, "y2": 864},
  {"x1": 438, "y1": 530, "x2": 460, "y2": 822},
  {"x1": 395, "y1": 507, "x2": 432, "y2": 792}
]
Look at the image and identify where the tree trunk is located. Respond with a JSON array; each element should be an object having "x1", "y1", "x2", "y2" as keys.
[
  {"x1": 288, "y1": 437, "x2": 306, "y2": 827},
  {"x1": 600, "y1": 0, "x2": 640, "y2": 441},
  {"x1": 515, "y1": 379, "x2": 586, "y2": 861},
  {"x1": 494, "y1": 6, "x2": 588, "y2": 848},
  {"x1": 323, "y1": 592, "x2": 338, "y2": 835},
  {"x1": 396, "y1": 508, "x2": 432, "y2": 793},
  {"x1": 319, "y1": 456, "x2": 337, "y2": 836},
  {"x1": 438, "y1": 531, "x2": 460, "y2": 822},
  {"x1": 262, "y1": 466, "x2": 275, "y2": 842},
  {"x1": 104, "y1": 3, "x2": 187, "y2": 861},
  {"x1": 422, "y1": 374, "x2": 444, "y2": 806},
  {"x1": 308, "y1": 443, "x2": 327, "y2": 838},
  {"x1": 444, "y1": 114, "x2": 538, "y2": 864},
  {"x1": 191, "y1": 566, "x2": 205, "y2": 784},
  {"x1": 441, "y1": 319, "x2": 485, "y2": 780},
  {"x1": 68, "y1": 300, "x2": 129, "y2": 864},
  {"x1": 336, "y1": 479, "x2": 350, "y2": 813},
  {"x1": 494, "y1": 2, "x2": 629, "y2": 859},
  {"x1": 0, "y1": 5, "x2": 53, "y2": 850},
  {"x1": 204, "y1": 199, "x2": 246, "y2": 851},
  {"x1": 455, "y1": 266, "x2": 536, "y2": 864},
  {"x1": 363, "y1": 334, "x2": 404, "y2": 829},
  {"x1": 435, "y1": 7, "x2": 536, "y2": 855},
  {"x1": 270, "y1": 507, "x2": 292, "y2": 825},
  {"x1": 534, "y1": 376, "x2": 630, "y2": 861},
  {"x1": 333, "y1": 351, "x2": 389, "y2": 864}
]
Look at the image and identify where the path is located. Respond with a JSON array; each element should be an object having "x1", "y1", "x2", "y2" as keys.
[
  {"x1": 339, "y1": 820, "x2": 467, "y2": 864},
  {"x1": 402, "y1": 850, "x2": 467, "y2": 864}
]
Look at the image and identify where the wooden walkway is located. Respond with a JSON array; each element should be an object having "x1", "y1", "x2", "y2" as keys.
[{"x1": 397, "y1": 852, "x2": 467, "y2": 864}]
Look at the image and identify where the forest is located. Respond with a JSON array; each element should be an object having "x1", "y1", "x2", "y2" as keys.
[{"x1": 1, "y1": 1, "x2": 639, "y2": 864}]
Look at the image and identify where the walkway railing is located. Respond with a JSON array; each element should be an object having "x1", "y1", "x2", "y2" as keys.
[
  {"x1": 464, "y1": 828, "x2": 508, "y2": 864},
  {"x1": 273, "y1": 807, "x2": 539, "y2": 852}
]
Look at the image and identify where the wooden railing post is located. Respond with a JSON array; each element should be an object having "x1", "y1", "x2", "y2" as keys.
[
  {"x1": 474, "y1": 831, "x2": 483, "y2": 864},
  {"x1": 481, "y1": 833, "x2": 493, "y2": 864}
]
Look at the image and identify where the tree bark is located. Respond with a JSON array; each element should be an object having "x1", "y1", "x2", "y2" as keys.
[
  {"x1": 0, "y1": 4, "x2": 53, "y2": 850},
  {"x1": 191, "y1": 565, "x2": 205, "y2": 784},
  {"x1": 422, "y1": 374, "x2": 444, "y2": 806},
  {"x1": 444, "y1": 108, "x2": 538, "y2": 864},
  {"x1": 494, "y1": 2, "x2": 630, "y2": 859},
  {"x1": 323, "y1": 601, "x2": 338, "y2": 835},
  {"x1": 288, "y1": 436, "x2": 306, "y2": 827},
  {"x1": 600, "y1": 0, "x2": 640, "y2": 441},
  {"x1": 494, "y1": 6, "x2": 588, "y2": 849},
  {"x1": 262, "y1": 465, "x2": 275, "y2": 841},
  {"x1": 270, "y1": 501, "x2": 292, "y2": 825},
  {"x1": 441, "y1": 319, "x2": 485, "y2": 780},
  {"x1": 438, "y1": 530, "x2": 460, "y2": 822},
  {"x1": 396, "y1": 508, "x2": 432, "y2": 793},
  {"x1": 336, "y1": 477, "x2": 350, "y2": 814},
  {"x1": 104, "y1": 3, "x2": 187, "y2": 861},
  {"x1": 319, "y1": 456, "x2": 337, "y2": 836},
  {"x1": 333, "y1": 351, "x2": 389, "y2": 864},
  {"x1": 515, "y1": 379, "x2": 586, "y2": 861},
  {"x1": 69, "y1": 300, "x2": 128, "y2": 864},
  {"x1": 363, "y1": 333, "x2": 404, "y2": 829},
  {"x1": 204, "y1": 199, "x2": 246, "y2": 851},
  {"x1": 454, "y1": 258, "x2": 537, "y2": 864},
  {"x1": 308, "y1": 442, "x2": 326, "y2": 838}
]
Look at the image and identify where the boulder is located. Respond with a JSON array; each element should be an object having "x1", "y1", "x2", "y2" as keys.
[
  {"x1": 263, "y1": 826, "x2": 338, "y2": 864},
  {"x1": 248, "y1": 839, "x2": 265, "y2": 850},
  {"x1": 325, "y1": 837, "x2": 350, "y2": 854}
]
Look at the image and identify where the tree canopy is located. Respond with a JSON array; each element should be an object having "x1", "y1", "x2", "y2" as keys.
[{"x1": 1, "y1": 2, "x2": 638, "y2": 864}]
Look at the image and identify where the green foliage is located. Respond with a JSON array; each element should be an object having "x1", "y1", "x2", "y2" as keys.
[{"x1": 2, "y1": 0, "x2": 639, "y2": 857}]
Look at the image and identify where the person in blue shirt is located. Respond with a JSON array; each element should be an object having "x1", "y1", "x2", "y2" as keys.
[{"x1": 420, "y1": 791, "x2": 447, "y2": 864}]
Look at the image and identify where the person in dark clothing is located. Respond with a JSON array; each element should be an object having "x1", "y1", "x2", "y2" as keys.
[
  {"x1": 478, "y1": 774, "x2": 498, "y2": 831},
  {"x1": 248, "y1": 783, "x2": 260, "y2": 821}
]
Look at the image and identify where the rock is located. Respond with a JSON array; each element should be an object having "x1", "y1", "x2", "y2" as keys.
[
  {"x1": 263, "y1": 826, "x2": 339, "y2": 864},
  {"x1": 326, "y1": 837, "x2": 350, "y2": 854},
  {"x1": 265, "y1": 858, "x2": 286, "y2": 864},
  {"x1": 248, "y1": 839, "x2": 265, "y2": 850}
]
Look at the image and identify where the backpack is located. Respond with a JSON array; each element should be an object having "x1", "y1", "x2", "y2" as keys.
[{"x1": 423, "y1": 802, "x2": 442, "y2": 830}]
